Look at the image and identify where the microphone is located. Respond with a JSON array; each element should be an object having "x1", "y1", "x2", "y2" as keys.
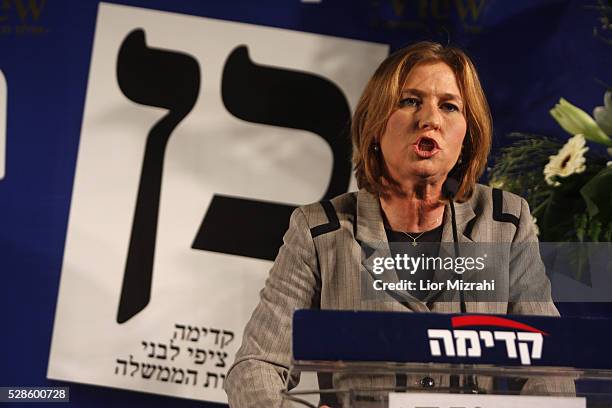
[
  {"x1": 442, "y1": 178, "x2": 464, "y2": 313},
  {"x1": 444, "y1": 178, "x2": 480, "y2": 394},
  {"x1": 442, "y1": 177, "x2": 459, "y2": 199},
  {"x1": 442, "y1": 177, "x2": 467, "y2": 313}
]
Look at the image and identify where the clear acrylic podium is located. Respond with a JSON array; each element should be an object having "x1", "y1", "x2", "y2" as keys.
[{"x1": 281, "y1": 310, "x2": 612, "y2": 407}]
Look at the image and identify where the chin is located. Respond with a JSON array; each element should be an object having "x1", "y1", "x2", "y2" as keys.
[{"x1": 409, "y1": 162, "x2": 444, "y2": 180}]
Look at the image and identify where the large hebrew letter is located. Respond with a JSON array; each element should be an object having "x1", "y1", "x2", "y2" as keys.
[
  {"x1": 453, "y1": 330, "x2": 481, "y2": 357},
  {"x1": 115, "y1": 29, "x2": 200, "y2": 323},
  {"x1": 517, "y1": 332, "x2": 544, "y2": 365},
  {"x1": 494, "y1": 331, "x2": 518, "y2": 359},
  {"x1": 428, "y1": 329, "x2": 455, "y2": 357},
  {"x1": 192, "y1": 45, "x2": 352, "y2": 261}
]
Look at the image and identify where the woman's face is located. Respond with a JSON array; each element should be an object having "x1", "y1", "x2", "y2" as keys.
[{"x1": 379, "y1": 61, "x2": 467, "y2": 186}]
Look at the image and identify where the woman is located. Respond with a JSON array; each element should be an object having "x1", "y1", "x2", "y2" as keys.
[{"x1": 224, "y1": 41, "x2": 571, "y2": 407}]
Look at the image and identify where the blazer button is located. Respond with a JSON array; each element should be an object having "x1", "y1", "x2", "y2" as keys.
[{"x1": 420, "y1": 376, "x2": 435, "y2": 388}]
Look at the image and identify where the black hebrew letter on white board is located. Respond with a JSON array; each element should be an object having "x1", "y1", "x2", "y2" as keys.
[
  {"x1": 192, "y1": 45, "x2": 352, "y2": 261},
  {"x1": 115, "y1": 29, "x2": 200, "y2": 324}
]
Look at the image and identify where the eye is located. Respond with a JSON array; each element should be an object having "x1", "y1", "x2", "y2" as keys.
[
  {"x1": 441, "y1": 102, "x2": 460, "y2": 112},
  {"x1": 399, "y1": 97, "x2": 420, "y2": 107}
]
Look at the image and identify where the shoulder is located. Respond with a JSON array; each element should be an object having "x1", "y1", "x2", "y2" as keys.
[
  {"x1": 469, "y1": 183, "x2": 525, "y2": 208},
  {"x1": 465, "y1": 184, "x2": 537, "y2": 243},
  {"x1": 458, "y1": 184, "x2": 536, "y2": 241},
  {"x1": 468, "y1": 183, "x2": 528, "y2": 222},
  {"x1": 296, "y1": 191, "x2": 358, "y2": 237}
]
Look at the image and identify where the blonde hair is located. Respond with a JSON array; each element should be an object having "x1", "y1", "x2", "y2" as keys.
[{"x1": 351, "y1": 41, "x2": 492, "y2": 202}]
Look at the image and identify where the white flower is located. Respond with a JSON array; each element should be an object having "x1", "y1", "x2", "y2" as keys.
[
  {"x1": 593, "y1": 90, "x2": 612, "y2": 136},
  {"x1": 543, "y1": 134, "x2": 589, "y2": 186}
]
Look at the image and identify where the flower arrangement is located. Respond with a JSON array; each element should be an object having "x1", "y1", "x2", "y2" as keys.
[{"x1": 489, "y1": 90, "x2": 612, "y2": 243}]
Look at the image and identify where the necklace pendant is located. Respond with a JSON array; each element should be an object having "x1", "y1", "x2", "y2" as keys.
[{"x1": 402, "y1": 231, "x2": 424, "y2": 246}]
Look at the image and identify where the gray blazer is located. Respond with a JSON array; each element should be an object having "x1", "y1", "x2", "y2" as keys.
[{"x1": 224, "y1": 185, "x2": 573, "y2": 406}]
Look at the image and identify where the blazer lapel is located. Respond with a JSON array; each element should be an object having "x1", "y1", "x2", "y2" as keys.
[
  {"x1": 430, "y1": 199, "x2": 478, "y2": 306},
  {"x1": 441, "y1": 199, "x2": 476, "y2": 244}
]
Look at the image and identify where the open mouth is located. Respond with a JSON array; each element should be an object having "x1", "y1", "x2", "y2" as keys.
[
  {"x1": 413, "y1": 136, "x2": 440, "y2": 158},
  {"x1": 419, "y1": 138, "x2": 436, "y2": 151}
]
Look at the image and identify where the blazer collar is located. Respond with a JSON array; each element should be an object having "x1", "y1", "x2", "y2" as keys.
[
  {"x1": 355, "y1": 189, "x2": 476, "y2": 311},
  {"x1": 356, "y1": 189, "x2": 476, "y2": 244},
  {"x1": 441, "y1": 199, "x2": 476, "y2": 243}
]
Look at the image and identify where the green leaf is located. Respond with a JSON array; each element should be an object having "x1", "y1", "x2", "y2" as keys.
[
  {"x1": 488, "y1": 133, "x2": 559, "y2": 211},
  {"x1": 580, "y1": 166, "x2": 612, "y2": 224},
  {"x1": 574, "y1": 213, "x2": 587, "y2": 242},
  {"x1": 540, "y1": 188, "x2": 585, "y2": 241}
]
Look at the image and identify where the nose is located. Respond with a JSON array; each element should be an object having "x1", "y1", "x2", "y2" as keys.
[{"x1": 417, "y1": 102, "x2": 441, "y2": 130}]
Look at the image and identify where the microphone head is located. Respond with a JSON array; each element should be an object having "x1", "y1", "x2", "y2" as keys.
[{"x1": 443, "y1": 177, "x2": 460, "y2": 198}]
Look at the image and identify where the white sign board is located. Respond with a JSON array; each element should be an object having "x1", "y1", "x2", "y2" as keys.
[{"x1": 47, "y1": 2, "x2": 388, "y2": 403}]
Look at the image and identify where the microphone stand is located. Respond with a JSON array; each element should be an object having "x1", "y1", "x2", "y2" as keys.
[{"x1": 445, "y1": 178, "x2": 481, "y2": 394}]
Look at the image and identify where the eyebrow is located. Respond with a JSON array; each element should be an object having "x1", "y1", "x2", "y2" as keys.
[{"x1": 401, "y1": 88, "x2": 463, "y2": 103}]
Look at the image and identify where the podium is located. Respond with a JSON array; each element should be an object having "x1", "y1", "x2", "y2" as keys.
[{"x1": 282, "y1": 310, "x2": 612, "y2": 407}]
